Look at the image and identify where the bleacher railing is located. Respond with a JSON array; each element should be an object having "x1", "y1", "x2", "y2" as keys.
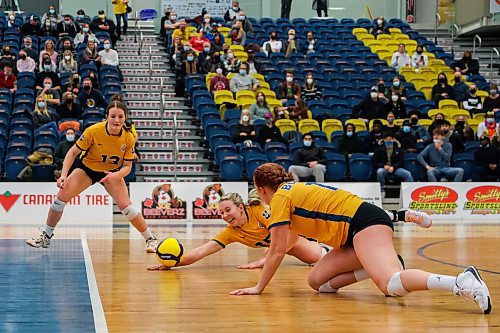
[
  {"x1": 160, "y1": 77, "x2": 165, "y2": 139},
  {"x1": 133, "y1": 11, "x2": 138, "y2": 43},
  {"x1": 473, "y1": 34, "x2": 482, "y2": 58},
  {"x1": 434, "y1": 13, "x2": 441, "y2": 44},
  {"x1": 173, "y1": 115, "x2": 179, "y2": 182},
  {"x1": 491, "y1": 47, "x2": 499, "y2": 77},
  {"x1": 450, "y1": 24, "x2": 459, "y2": 56}
]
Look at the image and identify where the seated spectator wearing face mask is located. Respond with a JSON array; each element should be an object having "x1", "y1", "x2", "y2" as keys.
[
  {"x1": 257, "y1": 113, "x2": 283, "y2": 147},
  {"x1": 411, "y1": 45, "x2": 428, "y2": 70},
  {"x1": 57, "y1": 92, "x2": 82, "y2": 120},
  {"x1": 384, "y1": 92, "x2": 406, "y2": 119},
  {"x1": 57, "y1": 14, "x2": 80, "y2": 38},
  {"x1": 354, "y1": 86, "x2": 385, "y2": 122},
  {"x1": 0, "y1": 64, "x2": 16, "y2": 93},
  {"x1": 452, "y1": 72, "x2": 470, "y2": 103},
  {"x1": 262, "y1": 31, "x2": 282, "y2": 57},
  {"x1": 383, "y1": 111, "x2": 401, "y2": 136},
  {"x1": 54, "y1": 128, "x2": 77, "y2": 179},
  {"x1": 462, "y1": 84, "x2": 483, "y2": 116},
  {"x1": 22, "y1": 15, "x2": 42, "y2": 37},
  {"x1": 210, "y1": 65, "x2": 230, "y2": 94},
  {"x1": 289, "y1": 132, "x2": 327, "y2": 182},
  {"x1": 225, "y1": 1, "x2": 241, "y2": 24},
  {"x1": 473, "y1": 135, "x2": 500, "y2": 181},
  {"x1": 232, "y1": 109, "x2": 256, "y2": 145},
  {"x1": 408, "y1": 110, "x2": 429, "y2": 143},
  {"x1": 278, "y1": 71, "x2": 301, "y2": 103},
  {"x1": 339, "y1": 123, "x2": 365, "y2": 158},
  {"x1": 304, "y1": 31, "x2": 316, "y2": 54},
  {"x1": 364, "y1": 119, "x2": 385, "y2": 153},
  {"x1": 431, "y1": 72, "x2": 456, "y2": 107},
  {"x1": 483, "y1": 83, "x2": 500, "y2": 113},
  {"x1": 452, "y1": 116, "x2": 475, "y2": 146},
  {"x1": 283, "y1": 29, "x2": 299, "y2": 58},
  {"x1": 372, "y1": 16, "x2": 389, "y2": 36},
  {"x1": 249, "y1": 92, "x2": 271, "y2": 121},
  {"x1": 450, "y1": 50, "x2": 479, "y2": 78},
  {"x1": 17, "y1": 50, "x2": 36, "y2": 73},
  {"x1": 477, "y1": 110, "x2": 499, "y2": 140},
  {"x1": 301, "y1": 73, "x2": 322, "y2": 103},
  {"x1": 37, "y1": 77, "x2": 60, "y2": 112},
  {"x1": 396, "y1": 119, "x2": 418, "y2": 153},
  {"x1": 230, "y1": 62, "x2": 259, "y2": 94},
  {"x1": 391, "y1": 43, "x2": 411, "y2": 71},
  {"x1": 389, "y1": 77, "x2": 407, "y2": 101}
]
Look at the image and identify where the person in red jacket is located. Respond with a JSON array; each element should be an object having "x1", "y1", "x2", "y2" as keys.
[
  {"x1": 0, "y1": 64, "x2": 16, "y2": 92},
  {"x1": 189, "y1": 29, "x2": 210, "y2": 52}
]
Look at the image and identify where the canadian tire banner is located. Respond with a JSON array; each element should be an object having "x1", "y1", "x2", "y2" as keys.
[
  {"x1": 491, "y1": 0, "x2": 500, "y2": 14},
  {"x1": 401, "y1": 183, "x2": 500, "y2": 221},
  {"x1": 0, "y1": 183, "x2": 113, "y2": 223}
]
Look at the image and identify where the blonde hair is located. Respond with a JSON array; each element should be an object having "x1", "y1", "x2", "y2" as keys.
[
  {"x1": 35, "y1": 96, "x2": 49, "y2": 115},
  {"x1": 63, "y1": 50, "x2": 74, "y2": 66},
  {"x1": 247, "y1": 189, "x2": 262, "y2": 206},
  {"x1": 219, "y1": 190, "x2": 263, "y2": 207}
]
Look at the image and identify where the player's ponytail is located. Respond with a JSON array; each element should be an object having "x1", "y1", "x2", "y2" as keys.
[
  {"x1": 253, "y1": 163, "x2": 294, "y2": 191},
  {"x1": 247, "y1": 189, "x2": 262, "y2": 206}
]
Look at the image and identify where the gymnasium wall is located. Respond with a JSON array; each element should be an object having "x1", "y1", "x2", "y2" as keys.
[{"x1": 455, "y1": 0, "x2": 489, "y2": 26}]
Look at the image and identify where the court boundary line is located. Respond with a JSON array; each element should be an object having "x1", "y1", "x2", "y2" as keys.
[
  {"x1": 81, "y1": 238, "x2": 109, "y2": 333},
  {"x1": 416, "y1": 238, "x2": 500, "y2": 275}
]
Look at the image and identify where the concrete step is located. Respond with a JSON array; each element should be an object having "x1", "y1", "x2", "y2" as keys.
[
  {"x1": 139, "y1": 164, "x2": 208, "y2": 173},
  {"x1": 120, "y1": 35, "x2": 157, "y2": 43},
  {"x1": 119, "y1": 54, "x2": 165, "y2": 61},
  {"x1": 127, "y1": 100, "x2": 182, "y2": 108},
  {"x1": 123, "y1": 76, "x2": 175, "y2": 84},
  {"x1": 133, "y1": 119, "x2": 194, "y2": 128},
  {"x1": 140, "y1": 176, "x2": 213, "y2": 182},
  {"x1": 125, "y1": 92, "x2": 179, "y2": 100},
  {"x1": 121, "y1": 68, "x2": 173, "y2": 76},
  {"x1": 136, "y1": 129, "x2": 197, "y2": 138},
  {"x1": 129, "y1": 109, "x2": 193, "y2": 118},
  {"x1": 139, "y1": 151, "x2": 204, "y2": 161},
  {"x1": 124, "y1": 83, "x2": 175, "y2": 92},
  {"x1": 137, "y1": 140, "x2": 202, "y2": 150},
  {"x1": 119, "y1": 61, "x2": 167, "y2": 69}
]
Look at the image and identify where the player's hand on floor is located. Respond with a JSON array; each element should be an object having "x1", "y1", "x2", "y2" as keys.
[
  {"x1": 147, "y1": 264, "x2": 171, "y2": 271},
  {"x1": 230, "y1": 286, "x2": 262, "y2": 295},
  {"x1": 238, "y1": 260, "x2": 265, "y2": 269}
]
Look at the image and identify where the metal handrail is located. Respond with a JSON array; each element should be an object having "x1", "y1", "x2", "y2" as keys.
[
  {"x1": 148, "y1": 59, "x2": 153, "y2": 98},
  {"x1": 473, "y1": 34, "x2": 482, "y2": 58},
  {"x1": 173, "y1": 115, "x2": 178, "y2": 182},
  {"x1": 159, "y1": 77, "x2": 164, "y2": 139},
  {"x1": 133, "y1": 11, "x2": 138, "y2": 43},
  {"x1": 451, "y1": 24, "x2": 459, "y2": 39},
  {"x1": 139, "y1": 31, "x2": 144, "y2": 59},
  {"x1": 491, "y1": 47, "x2": 500, "y2": 77},
  {"x1": 148, "y1": 45, "x2": 152, "y2": 63},
  {"x1": 434, "y1": 13, "x2": 441, "y2": 45}
]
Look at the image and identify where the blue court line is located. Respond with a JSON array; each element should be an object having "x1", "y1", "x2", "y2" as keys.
[
  {"x1": 0, "y1": 240, "x2": 96, "y2": 333},
  {"x1": 416, "y1": 238, "x2": 500, "y2": 275}
]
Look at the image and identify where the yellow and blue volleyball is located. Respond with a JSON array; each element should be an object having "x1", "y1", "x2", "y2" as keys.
[{"x1": 156, "y1": 238, "x2": 184, "y2": 267}]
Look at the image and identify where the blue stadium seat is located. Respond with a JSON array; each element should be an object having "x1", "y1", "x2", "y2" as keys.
[
  {"x1": 325, "y1": 152, "x2": 346, "y2": 181},
  {"x1": 214, "y1": 143, "x2": 237, "y2": 166},
  {"x1": 220, "y1": 155, "x2": 244, "y2": 181},
  {"x1": 403, "y1": 153, "x2": 426, "y2": 182},
  {"x1": 246, "y1": 156, "x2": 267, "y2": 181},
  {"x1": 31, "y1": 164, "x2": 56, "y2": 181},
  {"x1": 5, "y1": 155, "x2": 26, "y2": 181},
  {"x1": 349, "y1": 153, "x2": 372, "y2": 181},
  {"x1": 452, "y1": 153, "x2": 475, "y2": 181}
]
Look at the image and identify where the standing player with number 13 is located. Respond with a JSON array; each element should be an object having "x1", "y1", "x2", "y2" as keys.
[{"x1": 26, "y1": 101, "x2": 158, "y2": 252}]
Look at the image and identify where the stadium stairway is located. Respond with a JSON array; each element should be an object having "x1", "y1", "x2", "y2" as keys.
[{"x1": 118, "y1": 21, "x2": 217, "y2": 182}]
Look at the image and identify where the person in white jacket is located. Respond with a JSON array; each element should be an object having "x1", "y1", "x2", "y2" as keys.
[
  {"x1": 391, "y1": 43, "x2": 411, "y2": 71},
  {"x1": 411, "y1": 45, "x2": 428, "y2": 69},
  {"x1": 262, "y1": 31, "x2": 282, "y2": 57},
  {"x1": 98, "y1": 40, "x2": 119, "y2": 66}
]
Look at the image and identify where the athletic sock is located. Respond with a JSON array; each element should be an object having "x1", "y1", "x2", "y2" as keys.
[
  {"x1": 397, "y1": 210, "x2": 407, "y2": 222},
  {"x1": 319, "y1": 281, "x2": 338, "y2": 293},
  {"x1": 43, "y1": 225, "x2": 55, "y2": 237},
  {"x1": 427, "y1": 274, "x2": 456, "y2": 291},
  {"x1": 387, "y1": 210, "x2": 398, "y2": 223},
  {"x1": 141, "y1": 229, "x2": 154, "y2": 240}
]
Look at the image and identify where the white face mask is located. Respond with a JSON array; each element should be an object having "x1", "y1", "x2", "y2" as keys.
[
  {"x1": 9, "y1": 15, "x2": 15, "y2": 21},
  {"x1": 370, "y1": 92, "x2": 378, "y2": 99},
  {"x1": 286, "y1": 76, "x2": 293, "y2": 83},
  {"x1": 170, "y1": 15, "x2": 177, "y2": 20},
  {"x1": 306, "y1": 79, "x2": 313, "y2": 85},
  {"x1": 242, "y1": 115, "x2": 249, "y2": 122},
  {"x1": 391, "y1": 95, "x2": 398, "y2": 102},
  {"x1": 377, "y1": 19, "x2": 383, "y2": 25},
  {"x1": 216, "y1": 68, "x2": 223, "y2": 75},
  {"x1": 44, "y1": 83, "x2": 52, "y2": 89},
  {"x1": 308, "y1": 44, "x2": 314, "y2": 50},
  {"x1": 64, "y1": 55, "x2": 71, "y2": 61},
  {"x1": 227, "y1": 53, "x2": 234, "y2": 59},
  {"x1": 204, "y1": 18, "x2": 210, "y2": 23}
]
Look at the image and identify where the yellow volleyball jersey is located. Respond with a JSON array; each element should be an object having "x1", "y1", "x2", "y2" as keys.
[
  {"x1": 75, "y1": 122, "x2": 135, "y2": 172},
  {"x1": 265, "y1": 182, "x2": 364, "y2": 249},
  {"x1": 212, "y1": 204, "x2": 272, "y2": 248}
]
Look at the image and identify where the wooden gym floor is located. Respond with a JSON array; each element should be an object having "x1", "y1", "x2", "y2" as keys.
[{"x1": 1, "y1": 221, "x2": 499, "y2": 333}]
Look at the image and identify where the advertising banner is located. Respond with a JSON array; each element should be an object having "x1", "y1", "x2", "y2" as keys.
[
  {"x1": 0, "y1": 183, "x2": 113, "y2": 223},
  {"x1": 163, "y1": 0, "x2": 232, "y2": 18},
  {"x1": 401, "y1": 183, "x2": 500, "y2": 221},
  {"x1": 323, "y1": 183, "x2": 382, "y2": 207}
]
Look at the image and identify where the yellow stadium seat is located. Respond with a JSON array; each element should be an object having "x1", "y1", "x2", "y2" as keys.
[
  {"x1": 439, "y1": 100, "x2": 459, "y2": 110},
  {"x1": 251, "y1": 73, "x2": 265, "y2": 82},
  {"x1": 205, "y1": 73, "x2": 216, "y2": 87},
  {"x1": 369, "y1": 119, "x2": 388, "y2": 130},
  {"x1": 405, "y1": 40, "x2": 418, "y2": 47},
  {"x1": 394, "y1": 119, "x2": 405, "y2": 127},
  {"x1": 406, "y1": 45, "x2": 416, "y2": 54},
  {"x1": 218, "y1": 27, "x2": 230, "y2": 34},
  {"x1": 267, "y1": 98, "x2": 283, "y2": 110},
  {"x1": 258, "y1": 81, "x2": 270, "y2": 90},
  {"x1": 448, "y1": 109, "x2": 471, "y2": 120},
  {"x1": 420, "y1": 86, "x2": 433, "y2": 100},
  {"x1": 322, "y1": 119, "x2": 343, "y2": 141},
  {"x1": 393, "y1": 33, "x2": 410, "y2": 40},
  {"x1": 226, "y1": 72, "x2": 236, "y2": 80},
  {"x1": 258, "y1": 89, "x2": 276, "y2": 99},
  {"x1": 429, "y1": 59, "x2": 445, "y2": 67},
  {"x1": 275, "y1": 119, "x2": 297, "y2": 135},
  {"x1": 473, "y1": 113, "x2": 485, "y2": 121},
  {"x1": 425, "y1": 52, "x2": 435, "y2": 59},
  {"x1": 377, "y1": 34, "x2": 392, "y2": 41},
  {"x1": 358, "y1": 33, "x2": 375, "y2": 41},
  {"x1": 235, "y1": 90, "x2": 255, "y2": 100},
  {"x1": 399, "y1": 67, "x2": 415, "y2": 75},
  {"x1": 234, "y1": 51, "x2": 248, "y2": 61},
  {"x1": 214, "y1": 90, "x2": 235, "y2": 105},
  {"x1": 230, "y1": 45, "x2": 244, "y2": 52},
  {"x1": 410, "y1": 77, "x2": 426, "y2": 89},
  {"x1": 345, "y1": 119, "x2": 367, "y2": 131},
  {"x1": 419, "y1": 119, "x2": 433, "y2": 129},
  {"x1": 298, "y1": 119, "x2": 320, "y2": 133},
  {"x1": 384, "y1": 40, "x2": 400, "y2": 48},
  {"x1": 353, "y1": 27, "x2": 368, "y2": 35},
  {"x1": 476, "y1": 90, "x2": 489, "y2": 98},
  {"x1": 428, "y1": 109, "x2": 444, "y2": 120},
  {"x1": 186, "y1": 26, "x2": 197, "y2": 33},
  {"x1": 389, "y1": 28, "x2": 402, "y2": 34},
  {"x1": 370, "y1": 45, "x2": 385, "y2": 53},
  {"x1": 468, "y1": 119, "x2": 481, "y2": 133},
  {"x1": 365, "y1": 40, "x2": 382, "y2": 48},
  {"x1": 237, "y1": 97, "x2": 255, "y2": 107}
]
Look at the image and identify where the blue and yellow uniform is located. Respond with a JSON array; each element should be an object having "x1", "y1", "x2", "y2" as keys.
[
  {"x1": 73, "y1": 122, "x2": 135, "y2": 183},
  {"x1": 212, "y1": 204, "x2": 272, "y2": 248},
  {"x1": 264, "y1": 182, "x2": 367, "y2": 249}
]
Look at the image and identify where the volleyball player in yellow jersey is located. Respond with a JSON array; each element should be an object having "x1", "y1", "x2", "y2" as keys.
[
  {"x1": 26, "y1": 101, "x2": 158, "y2": 252},
  {"x1": 148, "y1": 191, "x2": 327, "y2": 270},
  {"x1": 231, "y1": 163, "x2": 492, "y2": 315}
]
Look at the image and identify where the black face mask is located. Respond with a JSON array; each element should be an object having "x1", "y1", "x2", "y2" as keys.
[
  {"x1": 454, "y1": 77, "x2": 461, "y2": 83},
  {"x1": 20, "y1": 54, "x2": 26, "y2": 60},
  {"x1": 65, "y1": 99, "x2": 73, "y2": 105},
  {"x1": 83, "y1": 85, "x2": 91, "y2": 92},
  {"x1": 443, "y1": 129, "x2": 449, "y2": 135},
  {"x1": 3, "y1": 51, "x2": 10, "y2": 55},
  {"x1": 456, "y1": 121, "x2": 465, "y2": 127},
  {"x1": 410, "y1": 118, "x2": 418, "y2": 125},
  {"x1": 270, "y1": 35, "x2": 276, "y2": 40},
  {"x1": 439, "y1": 77, "x2": 446, "y2": 84},
  {"x1": 470, "y1": 89, "x2": 477, "y2": 94}
]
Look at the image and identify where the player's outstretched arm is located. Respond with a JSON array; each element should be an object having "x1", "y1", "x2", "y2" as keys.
[{"x1": 148, "y1": 241, "x2": 223, "y2": 270}]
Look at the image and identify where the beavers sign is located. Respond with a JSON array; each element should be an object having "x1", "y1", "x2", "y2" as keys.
[{"x1": 401, "y1": 183, "x2": 500, "y2": 221}]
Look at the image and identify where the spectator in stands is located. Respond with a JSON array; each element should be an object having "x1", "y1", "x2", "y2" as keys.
[
  {"x1": 355, "y1": 86, "x2": 385, "y2": 122},
  {"x1": 373, "y1": 132, "x2": 413, "y2": 197},
  {"x1": 246, "y1": 51, "x2": 258, "y2": 75},
  {"x1": 281, "y1": 0, "x2": 293, "y2": 19},
  {"x1": 385, "y1": 92, "x2": 406, "y2": 119},
  {"x1": 37, "y1": 77, "x2": 61, "y2": 111},
  {"x1": 42, "y1": 5, "x2": 62, "y2": 25},
  {"x1": 230, "y1": 21, "x2": 246, "y2": 46},
  {"x1": 409, "y1": 110, "x2": 429, "y2": 143},
  {"x1": 225, "y1": 1, "x2": 241, "y2": 23},
  {"x1": 283, "y1": 29, "x2": 299, "y2": 58},
  {"x1": 161, "y1": 11, "x2": 180, "y2": 49},
  {"x1": 74, "y1": 23, "x2": 99, "y2": 46},
  {"x1": 383, "y1": 111, "x2": 401, "y2": 136},
  {"x1": 112, "y1": 0, "x2": 129, "y2": 39},
  {"x1": 0, "y1": 64, "x2": 16, "y2": 92},
  {"x1": 75, "y1": 9, "x2": 91, "y2": 28},
  {"x1": 209, "y1": 65, "x2": 230, "y2": 94},
  {"x1": 57, "y1": 39, "x2": 77, "y2": 63},
  {"x1": 313, "y1": 0, "x2": 329, "y2": 17},
  {"x1": 249, "y1": 92, "x2": 271, "y2": 121},
  {"x1": 238, "y1": 11, "x2": 252, "y2": 33},
  {"x1": 484, "y1": 83, "x2": 500, "y2": 112},
  {"x1": 453, "y1": 115, "x2": 475, "y2": 142},
  {"x1": 223, "y1": 49, "x2": 241, "y2": 74},
  {"x1": 477, "y1": 110, "x2": 499, "y2": 140},
  {"x1": 172, "y1": 20, "x2": 190, "y2": 44},
  {"x1": 207, "y1": 23, "x2": 225, "y2": 43},
  {"x1": 389, "y1": 76, "x2": 407, "y2": 101},
  {"x1": 440, "y1": 120, "x2": 465, "y2": 153},
  {"x1": 463, "y1": 84, "x2": 483, "y2": 116},
  {"x1": 418, "y1": 128, "x2": 463, "y2": 182},
  {"x1": 396, "y1": 119, "x2": 418, "y2": 153},
  {"x1": 474, "y1": 135, "x2": 500, "y2": 181},
  {"x1": 411, "y1": 45, "x2": 428, "y2": 70},
  {"x1": 376, "y1": 78, "x2": 390, "y2": 103},
  {"x1": 17, "y1": 50, "x2": 36, "y2": 73},
  {"x1": 54, "y1": 128, "x2": 77, "y2": 178},
  {"x1": 36, "y1": 59, "x2": 61, "y2": 90},
  {"x1": 39, "y1": 40, "x2": 58, "y2": 65},
  {"x1": 175, "y1": 50, "x2": 198, "y2": 97},
  {"x1": 33, "y1": 96, "x2": 57, "y2": 129},
  {"x1": 99, "y1": 39, "x2": 120, "y2": 67},
  {"x1": 428, "y1": 112, "x2": 445, "y2": 137},
  {"x1": 278, "y1": 71, "x2": 301, "y2": 103},
  {"x1": 230, "y1": 62, "x2": 259, "y2": 94},
  {"x1": 232, "y1": 109, "x2": 256, "y2": 145},
  {"x1": 78, "y1": 77, "x2": 106, "y2": 109},
  {"x1": 58, "y1": 50, "x2": 78, "y2": 74},
  {"x1": 262, "y1": 31, "x2": 282, "y2": 57},
  {"x1": 82, "y1": 41, "x2": 102, "y2": 68},
  {"x1": 257, "y1": 112, "x2": 283, "y2": 147},
  {"x1": 87, "y1": 71, "x2": 100, "y2": 90},
  {"x1": 57, "y1": 92, "x2": 82, "y2": 120},
  {"x1": 199, "y1": 48, "x2": 220, "y2": 74},
  {"x1": 0, "y1": 46, "x2": 16, "y2": 69},
  {"x1": 431, "y1": 72, "x2": 456, "y2": 106},
  {"x1": 39, "y1": 52, "x2": 56, "y2": 73},
  {"x1": 211, "y1": 33, "x2": 225, "y2": 54},
  {"x1": 304, "y1": 31, "x2": 316, "y2": 54},
  {"x1": 450, "y1": 50, "x2": 479, "y2": 78},
  {"x1": 339, "y1": 123, "x2": 365, "y2": 158},
  {"x1": 22, "y1": 37, "x2": 39, "y2": 64},
  {"x1": 364, "y1": 119, "x2": 385, "y2": 153},
  {"x1": 91, "y1": 10, "x2": 117, "y2": 46},
  {"x1": 5, "y1": 11, "x2": 17, "y2": 29},
  {"x1": 453, "y1": 72, "x2": 469, "y2": 103},
  {"x1": 41, "y1": 5, "x2": 61, "y2": 37},
  {"x1": 391, "y1": 43, "x2": 411, "y2": 71},
  {"x1": 66, "y1": 73, "x2": 81, "y2": 94},
  {"x1": 301, "y1": 73, "x2": 322, "y2": 103},
  {"x1": 372, "y1": 16, "x2": 389, "y2": 36},
  {"x1": 201, "y1": 14, "x2": 214, "y2": 33},
  {"x1": 285, "y1": 98, "x2": 309, "y2": 125},
  {"x1": 57, "y1": 14, "x2": 80, "y2": 38},
  {"x1": 174, "y1": 41, "x2": 192, "y2": 69},
  {"x1": 190, "y1": 29, "x2": 211, "y2": 52},
  {"x1": 289, "y1": 132, "x2": 327, "y2": 182},
  {"x1": 22, "y1": 15, "x2": 41, "y2": 36}
]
